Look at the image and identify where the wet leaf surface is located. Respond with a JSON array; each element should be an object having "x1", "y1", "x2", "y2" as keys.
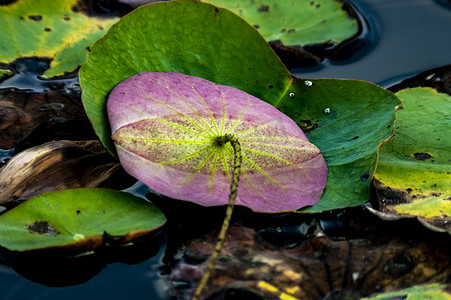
[
  {"x1": 80, "y1": 0, "x2": 399, "y2": 212},
  {"x1": 0, "y1": 140, "x2": 135, "y2": 204},
  {"x1": 0, "y1": 189, "x2": 166, "y2": 252},
  {"x1": 166, "y1": 207, "x2": 450, "y2": 300},
  {"x1": 372, "y1": 87, "x2": 450, "y2": 233},
  {"x1": 0, "y1": 0, "x2": 118, "y2": 78},
  {"x1": 108, "y1": 72, "x2": 327, "y2": 212}
]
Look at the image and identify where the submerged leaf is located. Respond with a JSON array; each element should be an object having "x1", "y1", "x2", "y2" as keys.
[
  {"x1": 0, "y1": 88, "x2": 85, "y2": 149},
  {"x1": 169, "y1": 224, "x2": 451, "y2": 299},
  {"x1": 0, "y1": 189, "x2": 166, "y2": 252},
  {"x1": 108, "y1": 72, "x2": 328, "y2": 213}
]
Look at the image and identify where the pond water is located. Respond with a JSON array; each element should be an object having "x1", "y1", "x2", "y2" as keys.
[{"x1": 1, "y1": 0, "x2": 451, "y2": 299}]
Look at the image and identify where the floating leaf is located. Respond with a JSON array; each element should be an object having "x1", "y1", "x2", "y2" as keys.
[
  {"x1": 362, "y1": 284, "x2": 451, "y2": 300},
  {"x1": 372, "y1": 87, "x2": 451, "y2": 233},
  {"x1": 80, "y1": 1, "x2": 399, "y2": 212},
  {"x1": 0, "y1": 189, "x2": 166, "y2": 252},
  {"x1": 0, "y1": 140, "x2": 134, "y2": 204},
  {"x1": 108, "y1": 72, "x2": 328, "y2": 212},
  {"x1": 205, "y1": 0, "x2": 359, "y2": 47},
  {"x1": 0, "y1": 0, "x2": 117, "y2": 78}
]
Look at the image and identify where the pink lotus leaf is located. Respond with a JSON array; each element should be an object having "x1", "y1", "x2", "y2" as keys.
[{"x1": 107, "y1": 72, "x2": 327, "y2": 212}]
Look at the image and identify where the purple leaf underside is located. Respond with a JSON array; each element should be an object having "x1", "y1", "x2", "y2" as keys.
[{"x1": 107, "y1": 72, "x2": 327, "y2": 212}]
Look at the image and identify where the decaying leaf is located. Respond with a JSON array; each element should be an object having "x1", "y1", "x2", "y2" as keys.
[
  {"x1": 0, "y1": 140, "x2": 134, "y2": 203},
  {"x1": 169, "y1": 222, "x2": 450, "y2": 299},
  {"x1": 107, "y1": 72, "x2": 328, "y2": 213},
  {"x1": 372, "y1": 87, "x2": 451, "y2": 233},
  {"x1": 0, "y1": 88, "x2": 85, "y2": 149}
]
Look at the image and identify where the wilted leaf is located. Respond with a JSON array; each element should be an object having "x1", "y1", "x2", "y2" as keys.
[
  {"x1": 0, "y1": 140, "x2": 134, "y2": 203},
  {"x1": 108, "y1": 72, "x2": 327, "y2": 212},
  {"x1": 80, "y1": 1, "x2": 399, "y2": 211},
  {"x1": 372, "y1": 87, "x2": 451, "y2": 233},
  {"x1": 0, "y1": 189, "x2": 166, "y2": 252},
  {"x1": 0, "y1": 0, "x2": 117, "y2": 78}
]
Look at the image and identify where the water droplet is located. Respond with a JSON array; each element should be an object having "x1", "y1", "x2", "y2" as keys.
[
  {"x1": 305, "y1": 80, "x2": 313, "y2": 86},
  {"x1": 289, "y1": 92, "x2": 295, "y2": 98},
  {"x1": 324, "y1": 108, "x2": 330, "y2": 114},
  {"x1": 73, "y1": 233, "x2": 86, "y2": 241}
]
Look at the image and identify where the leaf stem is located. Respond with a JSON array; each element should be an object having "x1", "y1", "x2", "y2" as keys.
[{"x1": 192, "y1": 134, "x2": 242, "y2": 300}]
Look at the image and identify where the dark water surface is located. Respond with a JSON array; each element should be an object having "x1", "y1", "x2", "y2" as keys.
[
  {"x1": 1, "y1": 0, "x2": 451, "y2": 299},
  {"x1": 294, "y1": 0, "x2": 451, "y2": 87}
]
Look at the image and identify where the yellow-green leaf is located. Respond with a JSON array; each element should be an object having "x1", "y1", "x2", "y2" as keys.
[
  {"x1": 0, "y1": 0, "x2": 118, "y2": 78},
  {"x1": 373, "y1": 87, "x2": 451, "y2": 233}
]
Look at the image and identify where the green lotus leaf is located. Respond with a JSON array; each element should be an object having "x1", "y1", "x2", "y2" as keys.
[
  {"x1": 362, "y1": 283, "x2": 451, "y2": 300},
  {"x1": 80, "y1": 1, "x2": 399, "y2": 212},
  {"x1": 0, "y1": 0, "x2": 118, "y2": 78},
  {"x1": 204, "y1": 0, "x2": 359, "y2": 46},
  {"x1": 0, "y1": 189, "x2": 166, "y2": 252},
  {"x1": 373, "y1": 87, "x2": 451, "y2": 232}
]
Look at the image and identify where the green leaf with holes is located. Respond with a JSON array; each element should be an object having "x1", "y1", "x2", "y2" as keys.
[
  {"x1": 0, "y1": 0, "x2": 117, "y2": 78},
  {"x1": 204, "y1": 0, "x2": 359, "y2": 46},
  {"x1": 80, "y1": 1, "x2": 399, "y2": 212},
  {"x1": 373, "y1": 87, "x2": 451, "y2": 233},
  {"x1": 0, "y1": 189, "x2": 166, "y2": 252},
  {"x1": 362, "y1": 283, "x2": 451, "y2": 300}
]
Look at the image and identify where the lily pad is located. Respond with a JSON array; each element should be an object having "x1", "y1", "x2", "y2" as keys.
[
  {"x1": 108, "y1": 72, "x2": 328, "y2": 212},
  {"x1": 363, "y1": 284, "x2": 451, "y2": 300},
  {"x1": 0, "y1": 189, "x2": 166, "y2": 252},
  {"x1": 80, "y1": 1, "x2": 399, "y2": 212},
  {"x1": 205, "y1": 0, "x2": 359, "y2": 47},
  {"x1": 0, "y1": 0, "x2": 118, "y2": 78},
  {"x1": 372, "y1": 87, "x2": 451, "y2": 233}
]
